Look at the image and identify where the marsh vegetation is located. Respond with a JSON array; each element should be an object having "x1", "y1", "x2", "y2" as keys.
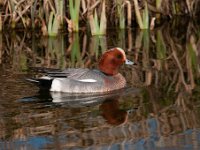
[{"x1": 1, "y1": 0, "x2": 200, "y2": 35}]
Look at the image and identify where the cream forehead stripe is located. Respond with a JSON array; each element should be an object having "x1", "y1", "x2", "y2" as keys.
[
  {"x1": 106, "y1": 47, "x2": 126, "y2": 59},
  {"x1": 116, "y1": 47, "x2": 126, "y2": 59}
]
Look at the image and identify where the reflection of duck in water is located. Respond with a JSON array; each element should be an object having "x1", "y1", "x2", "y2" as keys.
[
  {"x1": 19, "y1": 87, "x2": 138, "y2": 123},
  {"x1": 100, "y1": 98, "x2": 128, "y2": 125},
  {"x1": 19, "y1": 91, "x2": 131, "y2": 126}
]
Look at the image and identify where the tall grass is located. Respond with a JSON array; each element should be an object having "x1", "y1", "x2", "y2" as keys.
[
  {"x1": 47, "y1": 0, "x2": 65, "y2": 36},
  {"x1": 69, "y1": 0, "x2": 81, "y2": 32},
  {"x1": 133, "y1": 0, "x2": 149, "y2": 29},
  {"x1": 55, "y1": 0, "x2": 64, "y2": 25},
  {"x1": 187, "y1": 38, "x2": 199, "y2": 74},
  {"x1": 48, "y1": 12, "x2": 59, "y2": 36},
  {"x1": 88, "y1": 0, "x2": 107, "y2": 35},
  {"x1": 0, "y1": 33, "x2": 2, "y2": 64},
  {"x1": 1, "y1": 0, "x2": 200, "y2": 32},
  {"x1": 116, "y1": 0, "x2": 132, "y2": 29},
  {"x1": 156, "y1": 0, "x2": 162, "y2": 10},
  {"x1": 0, "y1": 13, "x2": 2, "y2": 31},
  {"x1": 116, "y1": 0, "x2": 125, "y2": 29},
  {"x1": 31, "y1": 0, "x2": 38, "y2": 29}
]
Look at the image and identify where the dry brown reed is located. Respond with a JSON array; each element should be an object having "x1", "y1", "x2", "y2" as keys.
[{"x1": 1, "y1": 0, "x2": 199, "y2": 34}]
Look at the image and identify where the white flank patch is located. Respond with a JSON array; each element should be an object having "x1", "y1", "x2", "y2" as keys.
[
  {"x1": 40, "y1": 76, "x2": 52, "y2": 80},
  {"x1": 50, "y1": 79, "x2": 61, "y2": 92},
  {"x1": 78, "y1": 79, "x2": 97, "y2": 82},
  {"x1": 52, "y1": 99, "x2": 62, "y2": 103}
]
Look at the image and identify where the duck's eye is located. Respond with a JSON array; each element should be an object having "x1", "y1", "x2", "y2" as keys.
[{"x1": 116, "y1": 54, "x2": 122, "y2": 59}]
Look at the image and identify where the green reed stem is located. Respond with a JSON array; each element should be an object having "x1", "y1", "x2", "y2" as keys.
[
  {"x1": 69, "y1": 0, "x2": 81, "y2": 32},
  {"x1": 133, "y1": 0, "x2": 144, "y2": 29},
  {"x1": 142, "y1": 30, "x2": 150, "y2": 68},
  {"x1": 0, "y1": 13, "x2": 2, "y2": 31},
  {"x1": 172, "y1": 1, "x2": 177, "y2": 15},
  {"x1": 156, "y1": 30, "x2": 166, "y2": 59},
  {"x1": 89, "y1": 0, "x2": 106, "y2": 35},
  {"x1": 142, "y1": 2, "x2": 149, "y2": 29},
  {"x1": 133, "y1": 0, "x2": 149, "y2": 29},
  {"x1": 9, "y1": 0, "x2": 16, "y2": 28},
  {"x1": 187, "y1": 43, "x2": 198, "y2": 73},
  {"x1": 99, "y1": 0, "x2": 106, "y2": 34},
  {"x1": 55, "y1": 0, "x2": 64, "y2": 25},
  {"x1": 31, "y1": 0, "x2": 38, "y2": 28},
  {"x1": 156, "y1": 0, "x2": 162, "y2": 10},
  {"x1": 48, "y1": 12, "x2": 59, "y2": 36},
  {"x1": 117, "y1": 0, "x2": 125, "y2": 29}
]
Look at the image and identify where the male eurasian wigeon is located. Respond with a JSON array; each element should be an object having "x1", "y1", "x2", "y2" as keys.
[{"x1": 27, "y1": 47, "x2": 134, "y2": 93}]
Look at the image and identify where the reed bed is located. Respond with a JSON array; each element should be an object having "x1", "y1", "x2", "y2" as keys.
[{"x1": 1, "y1": 0, "x2": 200, "y2": 35}]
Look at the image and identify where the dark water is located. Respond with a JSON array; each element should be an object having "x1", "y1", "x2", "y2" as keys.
[{"x1": 0, "y1": 20, "x2": 200, "y2": 150}]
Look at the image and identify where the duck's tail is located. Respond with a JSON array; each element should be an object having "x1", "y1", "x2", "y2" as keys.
[{"x1": 26, "y1": 77, "x2": 53, "y2": 90}]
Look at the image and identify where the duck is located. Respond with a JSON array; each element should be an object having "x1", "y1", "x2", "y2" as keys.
[{"x1": 27, "y1": 47, "x2": 134, "y2": 93}]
